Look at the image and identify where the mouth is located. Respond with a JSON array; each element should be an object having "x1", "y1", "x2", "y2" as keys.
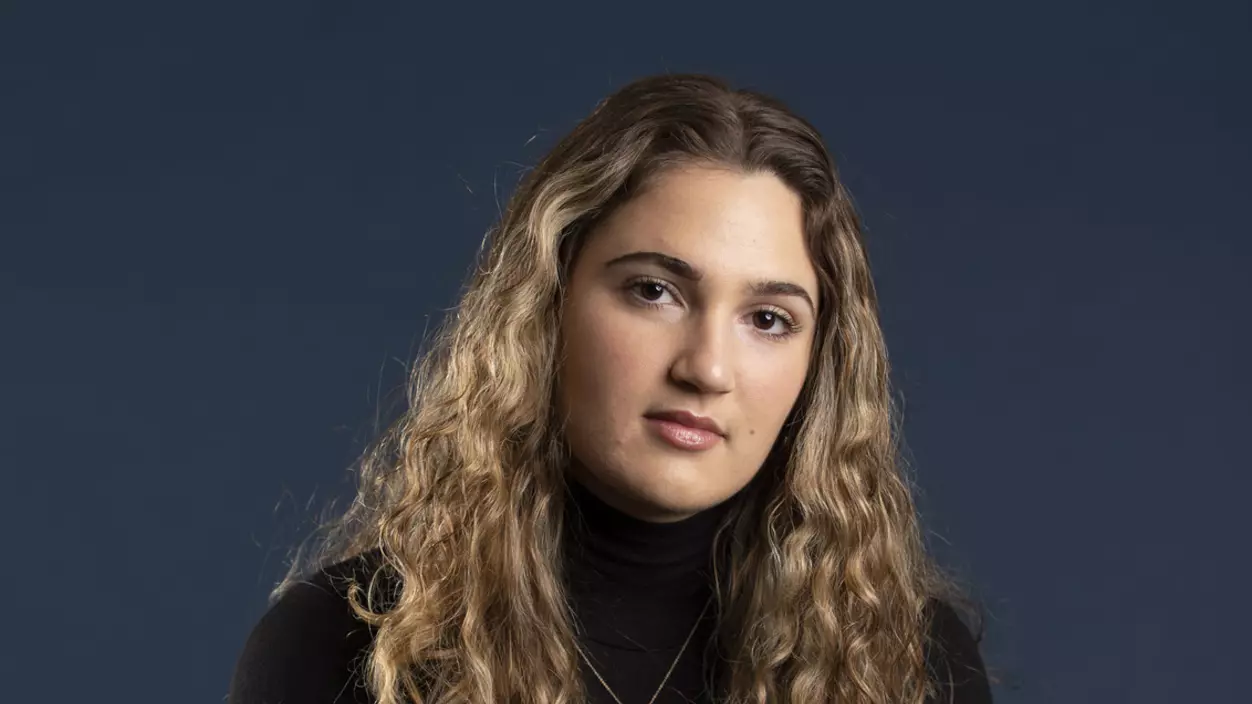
[
  {"x1": 643, "y1": 409, "x2": 726, "y2": 437},
  {"x1": 643, "y1": 410, "x2": 726, "y2": 452}
]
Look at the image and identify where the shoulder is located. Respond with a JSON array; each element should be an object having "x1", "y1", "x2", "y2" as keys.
[
  {"x1": 923, "y1": 598, "x2": 993, "y2": 704},
  {"x1": 228, "y1": 549, "x2": 396, "y2": 704}
]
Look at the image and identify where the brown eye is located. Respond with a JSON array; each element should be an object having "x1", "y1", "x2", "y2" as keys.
[
  {"x1": 751, "y1": 309, "x2": 800, "y2": 339},
  {"x1": 628, "y1": 276, "x2": 801, "y2": 341},
  {"x1": 637, "y1": 281, "x2": 666, "y2": 301}
]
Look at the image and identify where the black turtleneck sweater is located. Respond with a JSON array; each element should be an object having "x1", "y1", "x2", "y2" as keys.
[
  {"x1": 561, "y1": 476, "x2": 728, "y2": 701},
  {"x1": 229, "y1": 478, "x2": 991, "y2": 703}
]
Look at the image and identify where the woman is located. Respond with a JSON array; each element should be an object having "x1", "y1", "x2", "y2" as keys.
[{"x1": 229, "y1": 73, "x2": 992, "y2": 704}]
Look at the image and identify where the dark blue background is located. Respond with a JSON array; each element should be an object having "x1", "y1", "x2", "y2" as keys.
[{"x1": 2, "y1": 2, "x2": 1247, "y2": 701}]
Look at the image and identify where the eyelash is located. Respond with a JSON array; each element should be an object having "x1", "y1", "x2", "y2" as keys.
[{"x1": 625, "y1": 276, "x2": 804, "y2": 341}]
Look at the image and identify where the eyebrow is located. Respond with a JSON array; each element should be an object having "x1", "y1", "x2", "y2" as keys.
[{"x1": 603, "y1": 250, "x2": 817, "y2": 316}]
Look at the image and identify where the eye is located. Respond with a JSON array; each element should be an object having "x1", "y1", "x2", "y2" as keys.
[
  {"x1": 624, "y1": 277, "x2": 804, "y2": 341},
  {"x1": 751, "y1": 309, "x2": 799, "y2": 337},
  {"x1": 625, "y1": 279, "x2": 660, "y2": 301}
]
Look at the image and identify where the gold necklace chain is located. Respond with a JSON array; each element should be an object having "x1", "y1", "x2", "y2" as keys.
[{"x1": 574, "y1": 595, "x2": 713, "y2": 704}]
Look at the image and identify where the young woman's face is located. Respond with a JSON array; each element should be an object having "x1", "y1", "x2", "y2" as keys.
[{"x1": 556, "y1": 164, "x2": 819, "y2": 522}]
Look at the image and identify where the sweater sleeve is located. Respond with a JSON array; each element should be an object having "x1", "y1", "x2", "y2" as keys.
[
  {"x1": 228, "y1": 554, "x2": 386, "y2": 704},
  {"x1": 924, "y1": 599, "x2": 993, "y2": 704}
]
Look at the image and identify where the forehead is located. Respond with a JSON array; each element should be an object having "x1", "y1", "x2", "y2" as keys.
[{"x1": 584, "y1": 165, "x2": 817, "y2": 294}]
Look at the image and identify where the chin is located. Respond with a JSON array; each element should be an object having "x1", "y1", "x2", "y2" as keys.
[
  {"x1": 629, "y1": 479, "x2": 727, "y2": 519},
  {"x1": 576, "y1": 454, "x2": 741, "y2": 520}
]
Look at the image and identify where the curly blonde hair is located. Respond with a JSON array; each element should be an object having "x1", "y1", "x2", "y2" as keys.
[{"x1": 275, "y1": 73, "x2": 975, "y2": 703}]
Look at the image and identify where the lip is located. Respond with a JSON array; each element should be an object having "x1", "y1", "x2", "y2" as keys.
[
  {"x1": 643, "y1": 409, "x2": 726, "y2": 437},
  {"x1": 645, "y1": 417, "x2": 724, "y2": 451}
]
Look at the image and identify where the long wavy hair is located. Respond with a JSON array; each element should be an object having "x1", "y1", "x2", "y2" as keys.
[{"x1": 274, "y1": 73, "x2": 976, "y2": 703}]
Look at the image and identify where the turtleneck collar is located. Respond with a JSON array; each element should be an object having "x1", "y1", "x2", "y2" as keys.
[
  {"x1": 561, "y1": 474, "x2": 739, "y2": 654},
  {"x1": 561, "y1": 474, "x2": 734, "y2": 593}
]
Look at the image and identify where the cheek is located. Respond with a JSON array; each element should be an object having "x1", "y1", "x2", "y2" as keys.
[
  {"x1": 560, "y1": 301, "x2": 653, "y2": 417},
  {"x1": 739, "y1": 363, "x2": 808, "y2": 445}
]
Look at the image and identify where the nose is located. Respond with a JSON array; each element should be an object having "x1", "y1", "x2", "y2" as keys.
[{"x1": 668, "y1": 313, "x2": 734, "y2": 394}]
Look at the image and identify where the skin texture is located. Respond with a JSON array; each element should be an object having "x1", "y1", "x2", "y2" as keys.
[{"x1": 556, "y1": 165, "x2": 819, "y2": 523}]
